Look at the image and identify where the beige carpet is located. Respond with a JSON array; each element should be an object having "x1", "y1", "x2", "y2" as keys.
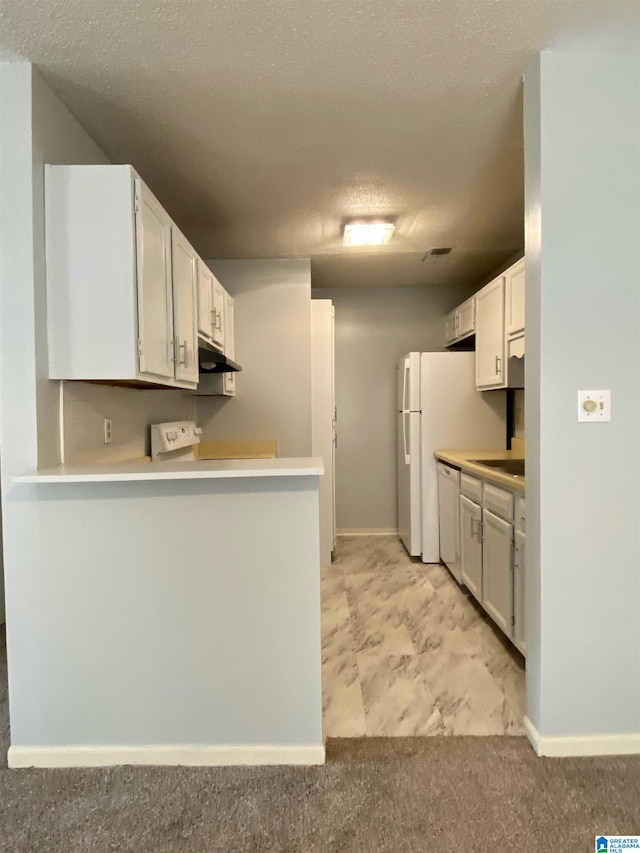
[{"x1": 1, "y1": 629, "x2": 639, "y2": 853}]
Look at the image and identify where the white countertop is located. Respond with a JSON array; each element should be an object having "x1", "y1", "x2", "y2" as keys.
[{"x1": 15, "y1": 457, "x2": 325, "y2": 484}]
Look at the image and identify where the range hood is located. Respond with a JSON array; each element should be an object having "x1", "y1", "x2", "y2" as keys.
[{"x1": 198, "y1": 341, "x2": 242, "y2": 374}]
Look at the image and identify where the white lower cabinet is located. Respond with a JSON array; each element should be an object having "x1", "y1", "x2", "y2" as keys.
[
  {"x1": 457, "y1": 471, "x2": 525, "y2": 655},
  {"x1": 513, "y1": 528, "x2": 526, "y2": 655},
  {"x1": 460, "y1": 494, "x2": 482, "y2": 600},
  {"x1": 481, "y1": 509, "x2": 513, "y2": 638}
]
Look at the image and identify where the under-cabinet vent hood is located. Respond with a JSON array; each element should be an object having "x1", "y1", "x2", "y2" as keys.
[{"x1": 198, "y1": 341, "x2": 242, "y2": 374}]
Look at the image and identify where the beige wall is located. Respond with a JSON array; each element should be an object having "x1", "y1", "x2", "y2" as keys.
[
  {"x1": 198, "y1": 260, "x2": 312, "y2": 457},
  {"x1": 513, "y1": 389, "x2": 525, "y2": 439},
  {"x1": 313, "y1": 283, "x2": 477, "y2": 531}
]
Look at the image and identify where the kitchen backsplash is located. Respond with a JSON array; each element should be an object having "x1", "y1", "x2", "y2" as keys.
[
  {"x1": 62, "y1": 382, "x2": 196, "y2": 464},
  {"x1": 513, "y1": 389, "x2": 525, "y2": 439}
]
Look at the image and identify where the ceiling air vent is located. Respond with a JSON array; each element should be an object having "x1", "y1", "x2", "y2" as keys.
[{"x1": 430, "y1": 247, "x2": 452, "y2": 256}]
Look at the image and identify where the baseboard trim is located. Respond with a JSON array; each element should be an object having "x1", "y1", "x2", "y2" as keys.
[
  {"x1": 336, "y1": 528, "x2": 398, "y2": 536},
  {"x1": 8, "y1": 743, "x2": 326, "y2": 769},
  {"x1": 524, "y1": 717, "x2": 640, "y2": 757}
]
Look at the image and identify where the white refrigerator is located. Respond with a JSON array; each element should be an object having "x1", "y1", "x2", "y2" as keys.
[{"x1": 397, "y1": 352, "x2": 506, "y2": 560}]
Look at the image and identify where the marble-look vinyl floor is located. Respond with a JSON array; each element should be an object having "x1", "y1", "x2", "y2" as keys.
[{"x1": 321, "y1": 535, "x2": 526, "y2": 738}]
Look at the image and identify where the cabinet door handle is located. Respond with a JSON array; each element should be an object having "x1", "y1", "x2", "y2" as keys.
[
  {"x1": 215, "y1": 310, "x2": 221, "y2": 331},
  {"x1": 495, "y1": 355, "x2": 502, "y2": 375}
]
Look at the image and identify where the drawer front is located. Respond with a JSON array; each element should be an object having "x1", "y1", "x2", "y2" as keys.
[
  {"x1": 515, "y1": 496, "x2": 526, "y2": 533},
  {"x1": 461, "y1": 472, "x2": 482, "y2": 502},
  {"x1": 483, "y1": 482, "x2": 514, "y2": 520}
]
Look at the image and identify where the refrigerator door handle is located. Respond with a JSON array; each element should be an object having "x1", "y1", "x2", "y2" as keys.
[
  {"x1": 403, "y1": 412, "x2": 410, "y2": 465},
  {"x1": 403, "y1": 359, "x2": 410, "y2": 412}
]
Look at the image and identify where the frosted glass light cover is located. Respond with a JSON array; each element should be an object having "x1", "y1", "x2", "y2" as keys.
[{"x1": 343, "y1": 221, "x2": 395, "y2": 246}]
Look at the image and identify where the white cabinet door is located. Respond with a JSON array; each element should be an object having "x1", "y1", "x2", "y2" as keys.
[
  {"x1": 135, "y1": 179, "x2": 174, "y2": 380},
  {"x1": 211, "y1": 277, "x2": 225, "y2": 348},
  {"x1": 482, "y1": 509, "x2": 513, "y2": 636},
  {"x1": 460, "y1": 495, "x2": 482, "y2": 602},
  {"x1": 445, "y1": 309, "x2": 457, "y2": 345},
  {"x1": 513, "y1": 529, "x2": 526, "y2": 656},
  {"x1": 475, "y1": 276, "x2": 506, "y2": 389},
  {"x1": 505, "y1": 258, "x2": 525, "y2": 338},
  {"x1": 171, "y1": 229, "x2": 199, "y2": 385},
  {"x1": 222, "y1": 291, "x2": 236, "y2": 395},
  {"x1": 438, "y1": 464, "x2": 462, "y2": 582},
  {"x1": 457, "y1": 297, "x2": 475, "y2": 339},
  {"x1": 197, "y1": 261, "x2": 214, "y2": 341}
]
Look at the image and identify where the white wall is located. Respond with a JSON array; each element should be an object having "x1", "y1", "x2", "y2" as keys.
[
  {"x1": 312, "y1": 284, "x2": 478, "y2": 531},
  {"x1": 198, "y1": 260, "x2": 312, "y2": 457},
  {"x1": 524, "y1": 51, "x2": 640, "y2": 749}
]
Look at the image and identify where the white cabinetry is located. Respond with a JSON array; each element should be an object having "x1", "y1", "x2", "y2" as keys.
[
  {"x1": 171, "y1": 229, "x2": 199, "y2": 385},
  {"x1": 445, "y1": 296, "x2": 475, "y2": 346},
  {"x1": 192, "y1": 286, "x2": 237, "y2": 397},
  {"x1": 135, "y1": 180, "x2": 174, "y2": 381},
  {"x1": 211, "y1": 277, "x2": 226, "y2": 349},
  {"x1": 482, "y1": 509, "x2": 513, "y2": 637},
  {"x1": 45, "y1": 165, "x2": 198, "y2": 390},
  {"x1": 460, "y1": 494, "x2": 482, "y2": 599},
  {"x1": 475, "y1": 275, "x2": 506, "y2": 389},
  {"x1": 456, "y1": 468, "x2": 525, "y2": 655},
  {"x1": 445, "y1": 310, "x2": 458, "y2": 345},
  {"x1": 437, "y1": 463, "x2": 462, "y2": 582},
  {"x1": 513, "y1": 496, "x2": 526, "y2": 655},
  {"x1": 221, "y1": 290, "x2": 236, "y2": 396},
  {"x1": 506, "y1": 258, "x2": 526, "y2": 360},
  {"x1": 197, "y1": 260, "x2": 214, "y2": 343}
]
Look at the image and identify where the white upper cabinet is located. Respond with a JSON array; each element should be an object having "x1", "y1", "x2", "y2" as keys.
[
  {"x1": 475, "y1": 275, "x2": 506, "y2": 390},
  {"x1": 171, "y1": 228, "x2": 199, "y2": 385},
  {"x1": 444, "y1": 309, "x2": 458, "y2": 345},
  {"x1": 135, "y1": 180, "x2": 174, "y2": 381},
  {"x1": 506, "y1": 258, "x2": 526, "y2": 360},
  {"x1": 211, "y1": 276, "x2": 226, "y2": 349},
  {"x1": 197, "y1": 260, "x2": 214, "y2": 343},
  {"x1": 445, "y1": 296, "x2": 475, "y2": 346},
  {"x1": 456, "y1": 296, "x2": 475, "y2": 340},
  {"x1": 222, "y1": 291, "x2": 236, "y2": 395},
  {"x1": 505, "y1": 258, "x2": 525, "y2": 337},
  {"x1": 45, "y1": 165, "x2": 199, "y2": 390}
]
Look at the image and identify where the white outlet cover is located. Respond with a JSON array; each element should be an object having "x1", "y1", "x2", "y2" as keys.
[{"x1": 577, "y1": 390, "x2": 611, "y2": 422}]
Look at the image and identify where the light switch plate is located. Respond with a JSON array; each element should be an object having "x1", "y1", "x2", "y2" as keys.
[{"x1": 577, "y1": 390, "x2": 611, "y2": 422}]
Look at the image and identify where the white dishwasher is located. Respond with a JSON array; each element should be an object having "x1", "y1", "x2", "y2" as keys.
[{"x1": 437, "y1": 461, "x2": 462, "y2": 583}]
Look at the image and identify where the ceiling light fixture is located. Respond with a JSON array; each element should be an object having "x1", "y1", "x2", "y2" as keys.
[{"x1": 343, "y1": 219, "x2": 395, "y2": 247}]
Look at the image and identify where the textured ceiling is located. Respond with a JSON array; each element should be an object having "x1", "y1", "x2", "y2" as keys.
[{"x1": 0, "y1": 0, "x2": 638, "y2": 287}]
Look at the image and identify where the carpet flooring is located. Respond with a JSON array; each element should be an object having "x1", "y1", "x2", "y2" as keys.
[{"x1": 1, "y1": 628, "x2": 639, "y2": 852}]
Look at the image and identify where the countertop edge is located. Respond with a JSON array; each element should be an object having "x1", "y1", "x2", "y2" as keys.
[
  {"x1": 434, "y1": 449, "x2": 526, "y2": 493},
  {"x1": 14, "y1": 457, "x2": 325, "y2": 484}
]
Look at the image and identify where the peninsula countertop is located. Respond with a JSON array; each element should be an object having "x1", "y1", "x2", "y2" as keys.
[
  {"x1": 434, "y1": 449, "x2": 525, "y2": 493},
  {"x1": 15, "y1": 457, "x2": 325, "y2": 484}
]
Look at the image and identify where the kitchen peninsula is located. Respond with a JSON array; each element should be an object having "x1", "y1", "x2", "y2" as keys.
[{"x1": 9, "y1": 457, "x2": 325, "y2": 768}]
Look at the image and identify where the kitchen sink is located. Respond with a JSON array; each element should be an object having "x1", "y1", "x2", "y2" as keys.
[{"x1": 471, "y1": 458, "x2": 525, "y2": 477}]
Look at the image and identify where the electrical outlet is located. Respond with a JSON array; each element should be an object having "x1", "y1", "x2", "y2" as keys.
[{"x1": 103, "y1": 418, "x2": 113, "y2": 444}]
